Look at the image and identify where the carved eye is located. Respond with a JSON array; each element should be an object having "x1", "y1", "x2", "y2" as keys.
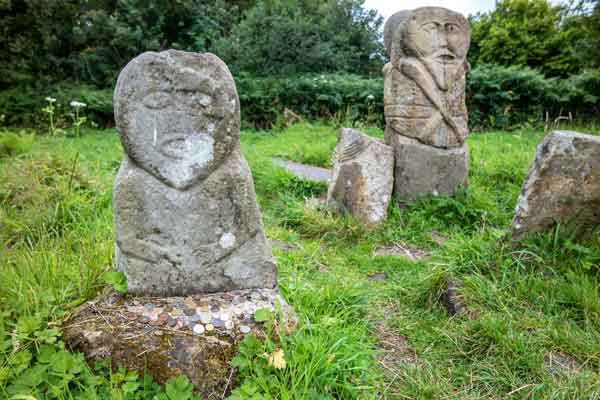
[
  {"x1": 446, "y1": 23, "x2": 460, "y2": 33},
  {"x1": 143, "y1": 91, "x2": 170, "y2": 109},
  {"x1": 422, "y1": 22, "x2": 439, "y2": 33}
]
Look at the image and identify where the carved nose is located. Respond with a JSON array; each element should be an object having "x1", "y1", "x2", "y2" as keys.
[{"x1": 439, "y1": 34, "x2": 449, "y2": 47}]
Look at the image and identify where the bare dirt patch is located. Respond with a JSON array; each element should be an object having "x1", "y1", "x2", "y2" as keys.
[
  {"x1": 367, "y1": 272, "x2": 389, "y2": 281},
  {"x1": 369, "y1": 300, "x2": 418, "y2": 397},
  {"x1": 429, "y1": 230, "x2": 448, "y2": 245},
  {"x1": 375, "y1": 322, "x2": 418, "y2": 369},
  {"x1": 369, "y1": 301, "x2": 418, "y2": 370},
  {"x1": 373, "y1": 242, "x2": 428, "y2": 261},
  {"x1": 544, "y1": 351, "x2": 583, "y2": 375}
]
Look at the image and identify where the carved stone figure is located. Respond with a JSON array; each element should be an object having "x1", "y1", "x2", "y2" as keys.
[
  {"x1": 113, "y1": 50, "x2": 276, "y2": 296},
  {"x1": 383, "y1": 7, "x2": 471, "y2": 201},
  {"x1": 327, "y1": 128, "x2": 394, "y2": 226}
]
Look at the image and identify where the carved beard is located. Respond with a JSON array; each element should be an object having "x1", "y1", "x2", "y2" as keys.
[{"x1": 419, "y1": 56, "x2": 462, "y2": 91}]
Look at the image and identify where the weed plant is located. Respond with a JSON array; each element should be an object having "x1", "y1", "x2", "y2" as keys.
[{"x1": 0, "y1": 123, "x2": 599, "y2": 399}]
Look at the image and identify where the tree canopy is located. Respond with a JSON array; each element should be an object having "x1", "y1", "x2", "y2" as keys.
[
  {"x1": 0, "y1": 0, "x2": 383, "y2": 89},
  {"x1": 214, "y1": 0, "x2": 384, "y2": 76},
  {"x1": 1, "y1": 0, "x2": 599, "y2": 90},
  {"x1": 469, "y1": 0, "x2": 600, "y2": 76}
]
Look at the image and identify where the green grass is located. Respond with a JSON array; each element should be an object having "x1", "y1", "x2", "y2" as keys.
[{"x1": 1, "y1": 123, "x2": 599, "y2": 399}]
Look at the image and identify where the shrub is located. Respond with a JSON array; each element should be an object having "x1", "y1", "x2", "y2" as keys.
[
  {"x1": 467, "y1": 64, "x2": 556, "y2": 130},
  {"x1": 236, "y1": 73, "x2": 383, "y2": 129},
  {"x1": 0, "y1": 130, "x2": 35, "y2": 158},
  {"x1": 468, "y1": 65, "x2": 600, "y2": 130},
  {"x1": 1, "y1": 66, "x2": 599, "y2": 131},
  {"x1": 0, "y1": 84, "x2": 113, "y2": 128},
  {"x1": 562, "y1": 69, "x2": 600, "y2": 120}
]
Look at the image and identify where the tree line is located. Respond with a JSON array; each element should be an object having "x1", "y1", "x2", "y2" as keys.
[
  {"x1": 0, "y1": 0, "x2": 384, "y2": 89},
  {"x1": 0, "y1": 0, "x2": 599, "y2": 128},
  {"x1": 2, "y1": 0, "x2": 599, "y2": 88}
]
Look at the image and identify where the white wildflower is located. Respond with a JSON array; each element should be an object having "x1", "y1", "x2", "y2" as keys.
[
  {"x1": 45, "y1": 97, "x2": 57, "y2": 103},
  {"x1": 367, "y1": 95, "x2": 374, "y2": 101},
  {"x1": 70, "y1": 100, "x2": 87, "y2": 108}
]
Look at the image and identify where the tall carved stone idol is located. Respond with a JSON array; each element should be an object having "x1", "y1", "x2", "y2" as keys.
[
  {"x1": 383, "y1": 7, "x2": 471, "y2": 201},
  {"x1": 113, "y1": 50, "x2": 276, "y2": 296},
  {"x1": 64, "y1": 51, "x2": 292, "y2": 397}
]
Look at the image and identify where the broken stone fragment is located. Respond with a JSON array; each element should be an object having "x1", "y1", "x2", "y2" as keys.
[
  {"x1": 327, "y1": 128, "x2": 394, "y2": 226},
  {"x1": 510, "y1": 131, "x2": 600, "y2": 240}
]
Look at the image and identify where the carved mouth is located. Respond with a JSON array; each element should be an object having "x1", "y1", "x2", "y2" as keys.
[
  {"x1": 435, "y1": 51, "x2": 456, "y2": 63},
  {"x1": 159, "y1": 135, "x2": 195, "y2": 160}
]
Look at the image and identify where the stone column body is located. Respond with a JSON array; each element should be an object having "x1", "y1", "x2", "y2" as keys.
[{"x1": 112, "y1": 50, "x2": 276, "y2": 296}]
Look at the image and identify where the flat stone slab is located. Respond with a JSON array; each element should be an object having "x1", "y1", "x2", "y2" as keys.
[
  {"x1": 510, "y1": 131, "x2": 600, "y2": 240},
  {"x1": 63, "y1": 288, "x2": 295, "y2": 398},
  {"x1": 272, "y1": 158, "x2": 331, "y2": 183}
]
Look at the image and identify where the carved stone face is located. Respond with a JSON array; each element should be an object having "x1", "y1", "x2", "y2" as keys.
[
  {"x1": 114, "y1": 50, "x2": 240, "y2": 190},
  {"x1": 405, "y1": 8, "x2": 470, "y2": 90}
]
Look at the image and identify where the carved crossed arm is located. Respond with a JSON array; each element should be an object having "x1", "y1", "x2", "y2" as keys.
[
  {"x1": 399, "y1": 60, "x2": 462, "y2": 145},
  {"x1": 117, "y1": 234, "x2": 183, "y2": 266}
]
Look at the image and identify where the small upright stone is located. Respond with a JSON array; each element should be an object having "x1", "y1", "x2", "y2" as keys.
[
  {"x1": 510, "y1": 131, "x2": 600, "y2": 240},
  {"x1": 113, "y1": 50, "x2": 276, "y2": 296},
  {"x1": 327, "y1": 128, "x2": 394, "y2": 226},
  {"x1": 383, "y1": 7, "x2": 471, "y2": 201}
]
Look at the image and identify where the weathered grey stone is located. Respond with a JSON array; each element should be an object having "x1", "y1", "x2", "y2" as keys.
[
  {"x1": 113, "y1": 50, "x2": 276, "y2": 296},
  {"x1": 386, "y1": 130, "x2": 468, "y2": 201},
  {"x1": 63, "y1": 288, "x2": 296, "y2": 399},
  {"x1": 383, "y1": 7, "x2": 471, "y2": 201},
  {"x1": 327, "y1": 128, "x2": 394, "y2": 225},
  {"x1": 272, "y1": 158, "x2": 331, "y2": 183},
  {"x1": 510, "y1": 131, "x2": 600, "y2": 240}
]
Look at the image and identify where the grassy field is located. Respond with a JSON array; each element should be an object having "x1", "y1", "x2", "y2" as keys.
[{"x1": 1, "y1": 123, "x2": 599, "y2": 399}]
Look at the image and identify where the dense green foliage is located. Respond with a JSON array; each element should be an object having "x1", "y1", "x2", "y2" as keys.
[
  {"x1": 236, "y1": 73, "x2": 383, "y2": 129},
  {"x1": 469, "y1": 0, "x2": 600, "y2": 77},
  {"x1": 1, "y1": 125, "x2": 599, "y2": 398},
  {"x1": 467, "y1": 65, "x2": 600, "y2": 130},
  {"x1": 214, "y1": 0, "x2": 383, "y2": 76},
  {"x1": 1, "y1": 0, "x2": 600, "y2": 128},
  {"x1": 0, "y1": 0, "x2": 382, "y2": 89},
  {"x1": 0, "y1": 84, "x2": 113, "y2": 127},
  {"x1": 4, "y1": 66, "x2": 599, "y2": 131},
  {"x1": 0, "y1": 0, "x2": 253, "y2": 88}
]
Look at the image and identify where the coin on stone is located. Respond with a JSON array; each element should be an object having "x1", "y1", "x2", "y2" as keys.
[{"x1": 193, "y1": 324, "x2": 205, "y2": 335}]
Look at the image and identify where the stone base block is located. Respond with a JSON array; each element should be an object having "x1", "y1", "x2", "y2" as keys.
[
  {"x1": 385, "y1": 128, "x2": 469, "y2": 202},
  {"x1": 62, "y1": 288, "x2": 295, "y2": 399}
]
